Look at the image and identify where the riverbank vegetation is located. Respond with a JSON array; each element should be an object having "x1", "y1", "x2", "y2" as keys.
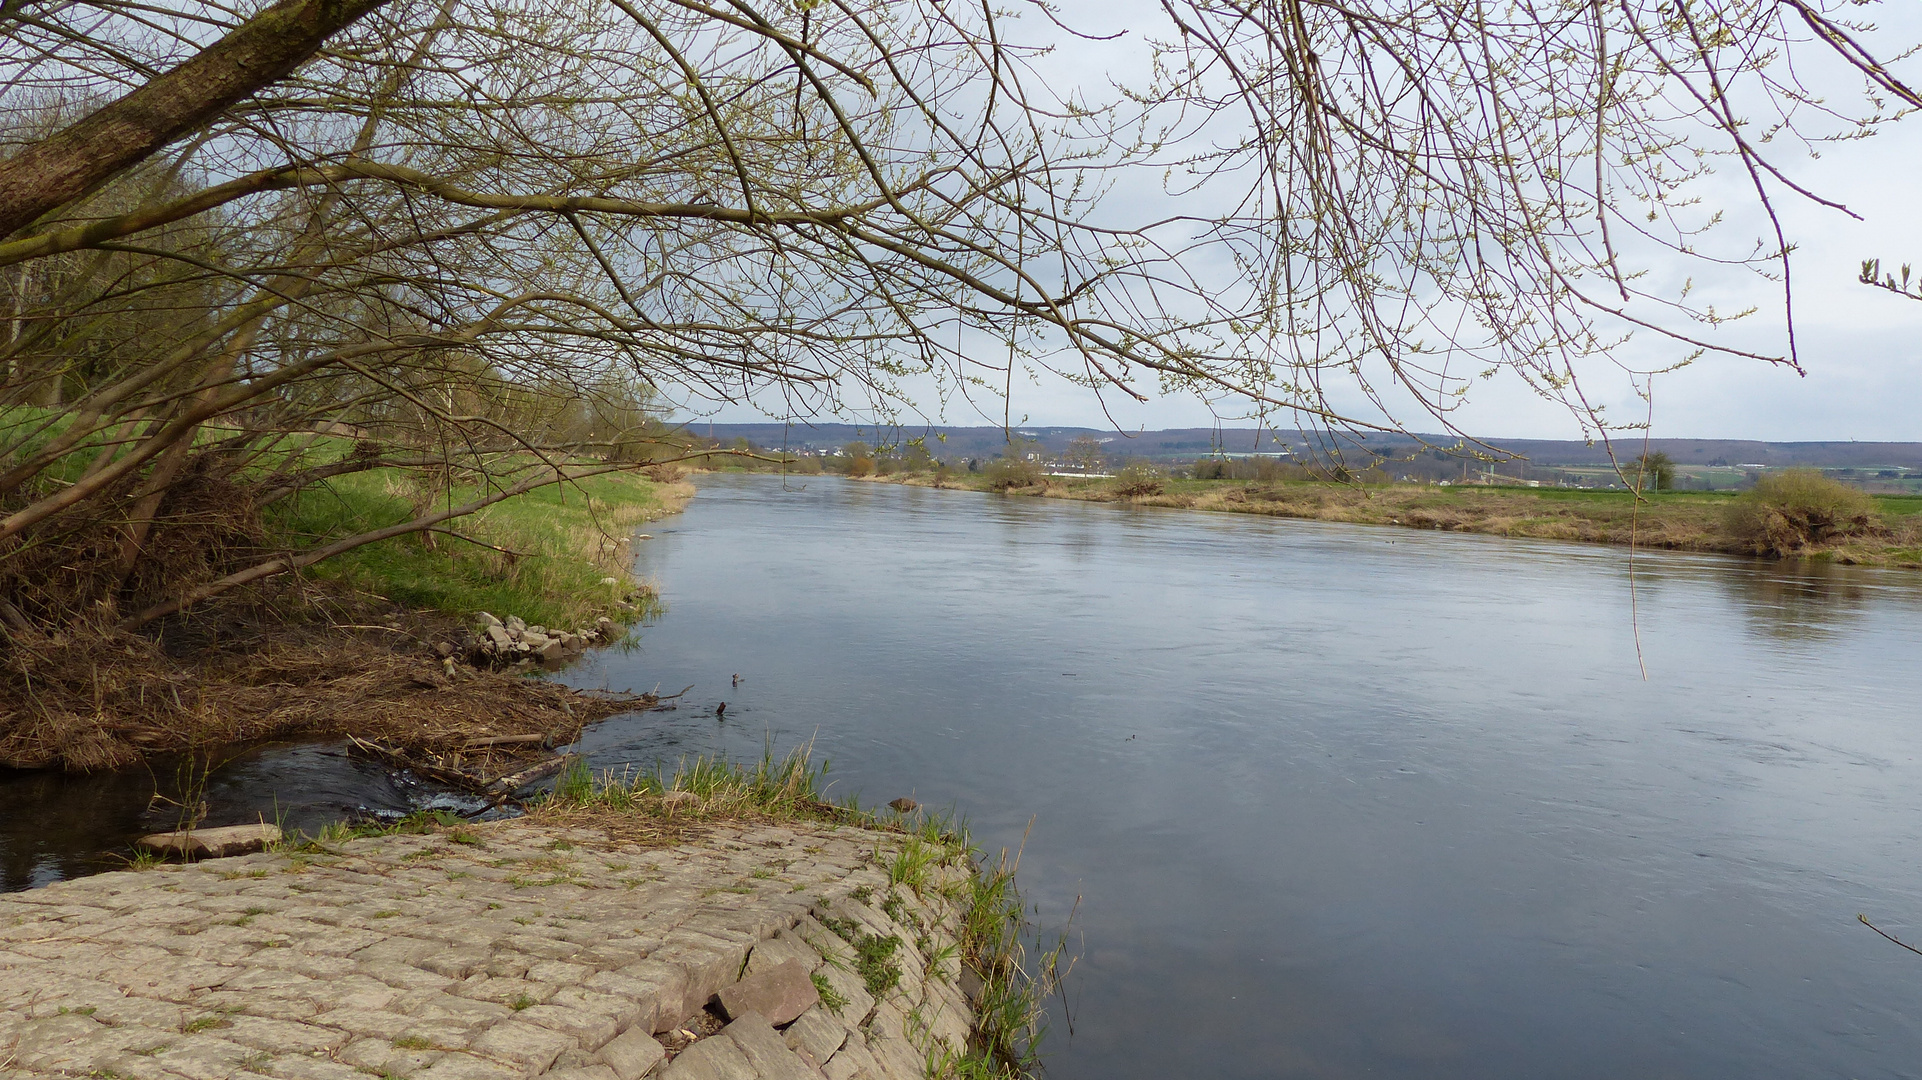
[
  {"x1": 0, "y1": 454, "x2": 684, "y2": 770},
  {"x1": 276, "y1": 462, "x2": 690, "y2": 630},
  {"x1": 860, "y1": 467, "x2": 1922, "y2": 568}
]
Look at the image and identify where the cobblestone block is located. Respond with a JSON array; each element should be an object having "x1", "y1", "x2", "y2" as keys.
[
  {"x1": 413, "y1": 1051, "x2": 529, "y2": 1080},
  {"x1": 224, "y1": 1013, "x2": 353, "y2": 1054},
  {"x1": 514, "y1": 1003, "x2": 618, "y2": 1049},
  {"x1": 469, "y1": 1018, "x2": 577, "y2": 1070},
  {"x1": 720, "y1": 1012, "x2": 819, "y2": 1080},
  {"x1": 658, "y1": 1033, "x2": 755, "y2": 1080},
  {"x1": 596, "y1": 1025, "x2": 667, "y2": 1080},
  {"x1": 783, "y1": 1007, "x2": 847, "y2": 1066}
]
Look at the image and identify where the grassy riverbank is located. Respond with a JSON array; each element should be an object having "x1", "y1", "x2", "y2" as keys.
[
  {"x1": 2, "y1": 463, "x2": 691, "y2": 770},
  {"x1": 273, "y1": 465, "x2": 692, "y2": 628},
  {"x1": 864, "y1": 472, "x2": 1922, "y2": 568}
]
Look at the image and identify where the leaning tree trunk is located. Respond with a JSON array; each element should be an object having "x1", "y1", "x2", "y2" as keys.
[{"x1": 0, "y1": 0, "x2": 394, "y2": 239}]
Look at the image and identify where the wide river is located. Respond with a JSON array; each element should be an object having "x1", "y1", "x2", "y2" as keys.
[
  {"x1": 4, "y1": 472, "x2": 1921, "y2": 1078},
  {"x1": 572, "y1": 474, "x2": 1922, "y2": 1079}
]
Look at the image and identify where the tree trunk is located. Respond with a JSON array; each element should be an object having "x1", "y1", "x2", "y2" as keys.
[{"x1": 0, "y1": 0, "x2": 394, "y2": 239}]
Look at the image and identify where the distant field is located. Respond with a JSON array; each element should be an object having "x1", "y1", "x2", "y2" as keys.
[{"x1": 862, "y1": 473, "x2": 1922, "y2": 569}]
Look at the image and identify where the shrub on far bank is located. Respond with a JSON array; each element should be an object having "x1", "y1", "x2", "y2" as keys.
[
  {"x1": 983, "y1": 453, "x2": 1043, "y2": 491},
  {"x1": 1724, "y1": 468, "x2": 1879, "y2": 556},
  {"x1": 1113, "y1": 459, "x2": 1164, "y2": 498}
]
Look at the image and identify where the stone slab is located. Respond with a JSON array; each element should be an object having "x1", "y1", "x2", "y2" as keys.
[
  {"x1": 136, "y1": 823, "x2": 283, "y2": 858},
  {"x1": 714, "y1": 959, "x2": 818, "y2": 1026}
]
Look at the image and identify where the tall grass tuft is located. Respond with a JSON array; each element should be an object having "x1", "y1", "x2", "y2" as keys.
[{"x1": 539, "y1": 743, "x2": 838, "y2": 824}]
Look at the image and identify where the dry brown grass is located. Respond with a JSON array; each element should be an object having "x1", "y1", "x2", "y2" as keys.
[
  {"x1": 864, "y1": 471, "x2": 1922, "y2": 564},
  {"x1": 0, "y1": 599, "x2": 651, "y2": 771}
]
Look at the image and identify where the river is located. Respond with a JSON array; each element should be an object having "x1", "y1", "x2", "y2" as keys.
[
  {"x1": 573, "y1": 474, "x2": 1922, "y2": 1079},
  {"x1": 7, "y1": 472, "x2": 1922, "y2": 1078}
]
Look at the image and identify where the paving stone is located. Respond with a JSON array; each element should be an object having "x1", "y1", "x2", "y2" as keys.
[
  {"x1": 648, "y1": 936, "x2": 749, "y2": 1021},
  {"x1": 744, "y1": 933, "x2": 819, "y2": 980},
  {"x1": 469, "y1": 975, "x2": 563, "y2": 1009},
  {"x1": 413, "y1": 1052, "x2": 527, "y2": 1080},
  {"x1": 721, "y1": 1012, "x2": 819, "y2": 1080},
  {"x1": 312, "y1": 1006, "x2": 418, "y2": 1040},
  {"x1": 419, "y1": 947, "x2": 495, "y2": 979},
  {"x1": 819, "y1": 1032, "x2": 882, "y2": 1080},
  {"x1": 0, "y1": 821, "x2": 970, "y2": 1080},
  {"x1": 302, "y1": 973, "x2": 403, "y2": 1011},
  {"x1": 809, "y1": 963, "x2": 872, "y2": 1027},
  {"x1": 407, "y1": 992, "x2": 516, "y2": 1026},
  {"x1": 150, "y1": 1034, "x2": 259, "y2": 1080},
  {"x1": 515, "y1": 1003, "x2": 618, "y2": 1049},
  {"x1": 224, "y1": 1014, "x2": 353, "y2": 1054},
  {"x1": 136, "y1": 823, "x2": 283, "y2": 859},
  {"x1": 596, "y1": 1025, "x2": 668, "y2": 1080},
  {"x1": 657, "y1": 1033, "x2": 755, "y2": 1080},
  {"x1": 337, "y1": 1035, "x2": 445, "y2": 1075},
  {"x1": 545, "y1": 1067, "x2": 619, "y2": 1080},
  {"x1": 527, "y1": 958, "x2": 594, "y2": 983},
  {"x1": 469, "y1": 1018, "x2": 577, "y2": 1070},
  {"x1": 714, "y1": 959, "x2": 818, "y2": 1026},
  {"x1": 783, "y1": 1007, "x2": 847, "y2": 1065},
  {"x1": 244, "y1": 1052, "x2": 370, "y2": 1080}
]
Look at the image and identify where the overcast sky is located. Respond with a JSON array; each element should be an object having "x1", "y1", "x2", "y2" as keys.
[{"x1": 693, "y1": 3, "x2": 1922, "y2": 443}]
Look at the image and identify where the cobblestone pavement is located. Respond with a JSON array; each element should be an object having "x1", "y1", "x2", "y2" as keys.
[{"x1": 0, "y1": 820, "x2": 980, "y2": 1080}]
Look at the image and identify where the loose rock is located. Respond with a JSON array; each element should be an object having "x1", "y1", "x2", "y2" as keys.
[
  {"x1": 887, "y1": 798, "x2": 919, "y2": 813},
  {"x1": 135, "y1": 822, "x2": 282, "y2": 858},
  {"x1": 714, "y1": 960, "x2": 818, "y2": 1026}
]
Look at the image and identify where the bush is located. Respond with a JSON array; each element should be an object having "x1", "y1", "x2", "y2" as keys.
[
  {"x1": 983, "y1": 453, "x2": 1043, "y2": 491},
  {"x1": 1724, "y1": 468, "x2": 1879, "y2": 556},
  {"x1": 1113, "y1": 459, "x2": 1164, "y2": 498}
]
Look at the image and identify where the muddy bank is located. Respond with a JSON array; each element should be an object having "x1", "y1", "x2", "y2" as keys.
[{"x1": 0, "y1": 596, "x2": 661, "y2": 773}]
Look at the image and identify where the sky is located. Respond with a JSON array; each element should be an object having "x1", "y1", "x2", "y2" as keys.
[{"x1": 687, "y1": 2, "x2": 1922, "y2": 443}]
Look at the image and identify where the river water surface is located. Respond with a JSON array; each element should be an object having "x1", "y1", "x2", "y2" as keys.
[
  {"x1": 569, "y1": 474, "x2": 1922, "y2": 1080},
  {"x1": 6, "y1": 472, "x2": 1922, "y2": 1078}
]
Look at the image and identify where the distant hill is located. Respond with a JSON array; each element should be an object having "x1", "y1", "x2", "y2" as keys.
[{"x1": 678, "y1": 422, "x2": 1922, "y2": 470}]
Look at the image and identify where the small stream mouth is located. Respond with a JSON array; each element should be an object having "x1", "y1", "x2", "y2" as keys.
[{"x1": 0, "y1": 739, "x2": 508, "y2": 892}]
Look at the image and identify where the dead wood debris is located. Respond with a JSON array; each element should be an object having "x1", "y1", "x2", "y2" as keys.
[{"x1": 0, "y1": 602, "x2": 658, "y2": 771}]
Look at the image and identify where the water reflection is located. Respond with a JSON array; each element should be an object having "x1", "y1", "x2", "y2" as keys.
[
  {"x1": 0, "y1": 741, "x2": 484, "y2": 891},
  {"x1": 1724, "y1": 559, "x2": 1884, "y2": 641}
]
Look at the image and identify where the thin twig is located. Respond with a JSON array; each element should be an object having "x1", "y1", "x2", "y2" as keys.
[{"x1": 1859, "y1": 914, "x2": 1922, "y2": 958}]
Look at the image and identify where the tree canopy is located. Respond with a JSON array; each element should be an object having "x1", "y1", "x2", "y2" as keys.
[{"x1": 0, "y1": 0, "x2": 1916, "y2": 628}]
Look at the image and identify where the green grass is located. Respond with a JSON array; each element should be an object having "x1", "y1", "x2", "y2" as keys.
[
  {"x1": 270, "y1": 464, "x2": 677, "y2": 629},
  {"x1": 811, "y1": 970, "x2": 850, "y2": 1013}
]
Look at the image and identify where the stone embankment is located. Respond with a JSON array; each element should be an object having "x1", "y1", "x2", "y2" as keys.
[{"x1": 0, "y1": 821, "x2": 982, "y2": 1080}]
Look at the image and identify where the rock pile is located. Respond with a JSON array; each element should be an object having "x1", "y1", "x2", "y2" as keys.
[{"x1": 473, "y1": 612, "x2": 618, "y2": 665}]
